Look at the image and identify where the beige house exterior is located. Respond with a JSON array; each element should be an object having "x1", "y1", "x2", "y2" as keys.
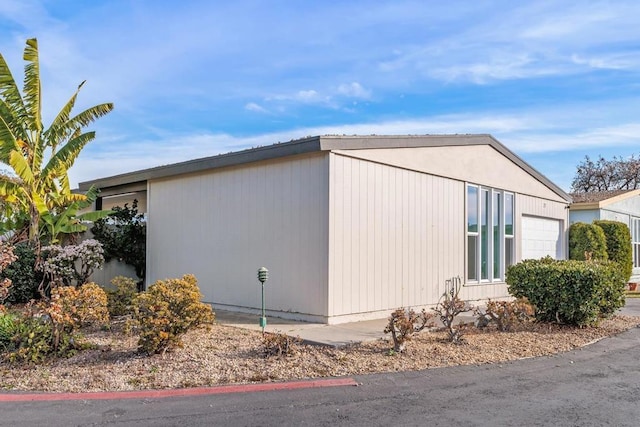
[{"x1": 80, "y1": 135, "x2": 571, "y2": 324}]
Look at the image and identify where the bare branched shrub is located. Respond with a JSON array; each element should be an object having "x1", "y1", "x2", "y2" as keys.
[
  {"x1": 384, "y1": 308, "x2": 435, "y2": 353},
  {"x1": 262, "y1": 331, "x2": 302, "y2": 358},
  {"x1": 433, "y1": 276, "x2": 473, "y2": 344},
  {"x1": 475, "y1": 298, "x2": 536, "y2": 332}
]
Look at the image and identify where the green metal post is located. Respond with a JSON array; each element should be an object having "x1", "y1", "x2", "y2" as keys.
[
  {"x1": 260, "y1": 282, "x2": 266, "y2": 333},
  {"x1": 258, "y1": 267, "x2": 268, "y2": 333}
]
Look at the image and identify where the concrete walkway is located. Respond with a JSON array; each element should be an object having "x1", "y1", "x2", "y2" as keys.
[
  {"x1": 214, "y1": 309, "x2": 391, "y2": 347},
  {"x1": 215, "y1": 297, "x2": 640, "y2": 347}
]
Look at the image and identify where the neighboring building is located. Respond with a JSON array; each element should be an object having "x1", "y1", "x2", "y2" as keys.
[
  {"x1": 79, "y1": 135, "x2": 571, "y2": 324},
  {"x1": 569, "y1": 189, "x2": 640, "y2": 280}
]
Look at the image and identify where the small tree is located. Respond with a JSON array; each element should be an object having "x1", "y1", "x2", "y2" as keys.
[
  {"x1": 0, "y1": 38, "x2": 113, "y2": 247},
  {"x1": 91, "y1": 200, "x2": 146, "y2": 283}
]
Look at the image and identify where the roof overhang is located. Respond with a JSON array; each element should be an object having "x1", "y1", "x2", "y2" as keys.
[
  {"x1": 79, "y1": 134, "x2": 571, "y2": 202},
  {"x1": 570, "y1": 188, "x2": 640, "y2": 210}
]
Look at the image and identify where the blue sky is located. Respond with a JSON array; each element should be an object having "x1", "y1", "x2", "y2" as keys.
[{"x1": 1, "y1": 1, "x2": 639, "y2": 191}]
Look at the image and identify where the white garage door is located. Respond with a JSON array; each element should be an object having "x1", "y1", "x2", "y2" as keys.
[{"x1": 522, "y1": 216, "x2": 562, "y2": 260}]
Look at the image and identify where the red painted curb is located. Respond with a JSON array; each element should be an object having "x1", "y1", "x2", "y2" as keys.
[{"x1": 0, "y1": 377, "x2": 358, "y2": 402}]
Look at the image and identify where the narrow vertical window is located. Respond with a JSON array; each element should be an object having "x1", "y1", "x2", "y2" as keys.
[
  {"x1": 480, "y1": 189, "x2": 489, "y2": 280},
  {"x1": 467, "y1": 185, "x2": 514, "y2": 283},
  {"x1": 505, "y1": 193, "x2": 514, "y2": 270},
  {"x1": 632, "y1": 218, "x2": 640, "y2": 269},
  {"x1": 467, "y1": 186, "x2": 478, "y2": 281},
  {"x1": 493, "y1": 192, "x2": 501, "y2": 280}
]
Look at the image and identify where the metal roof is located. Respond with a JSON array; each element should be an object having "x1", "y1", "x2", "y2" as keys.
[{"x1": 78, "y1": 134, "x2": 571, "y2": 201}]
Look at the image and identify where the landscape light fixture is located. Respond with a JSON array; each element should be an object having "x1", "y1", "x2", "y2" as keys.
[{"x1": 257, "y1": 267, "x2": 268, "y2": 333}]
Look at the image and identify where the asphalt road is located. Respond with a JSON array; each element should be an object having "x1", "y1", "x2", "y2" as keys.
[
  {"x1": 3, "y1": 300, "x2": 640, "y2": 427},
  {"x1": 2, "y1": 325, "x2": 639, "y2": 426}
]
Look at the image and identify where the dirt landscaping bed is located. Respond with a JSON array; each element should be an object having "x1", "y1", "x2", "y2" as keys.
[{"x1": 1, "y1": 315, "x2": 639, "y2": 393}]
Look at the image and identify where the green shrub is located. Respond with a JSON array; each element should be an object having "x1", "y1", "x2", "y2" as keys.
[
  {"x1": 55, "y1": 283, "x2": 110, "y2": 328},
  {"x1": 0, "y1": 312, "x2": 17, "y2": 351},
  {"x1": 594, "y1": 220, "x2": 633, "y2": 282},
  {"x1": 4, "y1": 314, "x2": 80, "y2": 364},
  {"x1": 506, "y1": 257, "x2": 626, "y2": 326},
  {"x1": 91, "y1": 200, "x2": 146, "y2": 281},
  {"x1": 569, "y1": 222, "x2": 608, "y2": 261},
  {"x1": 107, "y1": 276, "x2": 138, "y2": 317},
  {"x1": 134, "y1": 274, "x2": 215, "y2": 354},
  {"x1": 597, "y1": 262, "x2": 628, "y2": 317},
  {"x1": 1, "y1": 243, "x2": 40, "y2": 304}
]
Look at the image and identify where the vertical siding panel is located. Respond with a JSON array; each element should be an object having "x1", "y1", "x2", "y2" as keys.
[
  {"x1": 393, "y1": 168, "x2": 401, "y2": 308},
  {"x1": 415, "y1": 172, "x2": 421, "y2": 305},
  {"x1": 329, "y1": 155, "x2": 339, "y2": 316},
  {"x1": 335, "y1": 155, "x2": 345, "y2": 315},
  {"x1": 372, "y1": 163, "x2": 379, "y2": 310},
  {"x1": 359, "y1": 161, "x2": 369, "y2": 312},
  {"x1": 148, "y1": 153, "x2": 329, "y2": 319},
  {"x1": 374, "y1": 163, "x2": 382, "y2": 310},
  {"x1": 425, "y1": 175, "x2": 433, "y2": 305},
  {"x1": 408, "y1": 171, "x2": 416, "y2": 307},
  {"x1": 341, "y1": 156, "x2": 352, "y2": 315},
  {"x1": 381, "y1": 165, "x2": 390, "y2": 309},
  {"x1": 351, "y1": 159, "x2": 360, "y2": 313}
]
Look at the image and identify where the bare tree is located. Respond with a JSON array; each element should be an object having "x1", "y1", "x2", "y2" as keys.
[{"x1": 571, "y1": 155, "x2": 640, "y2": 193}]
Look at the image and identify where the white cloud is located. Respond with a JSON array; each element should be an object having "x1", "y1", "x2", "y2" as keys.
[
  {"x1": 244, "y1": 102, "x2": 268, "y2": 113},
  {"x1": 570, "y1": 53, "x2": 640, "y2": 70},
  {"x1": 337, "y1": 82, "x2": 371, "y2": 99}
]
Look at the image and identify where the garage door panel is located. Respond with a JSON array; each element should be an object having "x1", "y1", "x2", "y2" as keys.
[{"x1": 522, "y1": 216, "x2": 562, "y2": 260}]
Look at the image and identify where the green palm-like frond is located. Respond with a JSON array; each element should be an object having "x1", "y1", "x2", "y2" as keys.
[
  {"x1": 0, "y1": 102, "x2": 21, "y2": 163},
  {"x1": 0, "y1": 54, "x2": 27, "y2": 131},
  {"x1": 48, "y1": 103, "x2": 113, "y2": 148},
  {"x1": 78, "y1": 209, "x2": 111, "y2": 222},
  {"x1": 41, "y1": 131, "x2": 95, "y2": 181},
  {"x1": 42, "y1": 80, "x2": 84, "y2": 153},
  {"x1": 9, "y1": 149, "x2": 34, "y2": 184},
  {"x1": 0, "y1": 39, "x2": 113, "y2": 244},
  {"x1": 0, "y1": 178, "x2": 21, "y2": 197},
  {"x1": 58, "y1": 192, "x2": 87, "y2": 206},
  {"x1": 22, "y1": 38, "x2": 42, "y2": 134}
]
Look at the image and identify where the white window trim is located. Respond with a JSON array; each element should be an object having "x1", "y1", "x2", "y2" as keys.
[
  {"x1": 466, "y1": 184, "x2": 515, "y2": 284},
  {"x1": 632, "y1": 217, "x2": 640, "y2": 269}
]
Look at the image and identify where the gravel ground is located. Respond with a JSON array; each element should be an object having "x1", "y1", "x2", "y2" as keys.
[{"x1": 1, "y1": 315, "x2": 639, "y2": 393}]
